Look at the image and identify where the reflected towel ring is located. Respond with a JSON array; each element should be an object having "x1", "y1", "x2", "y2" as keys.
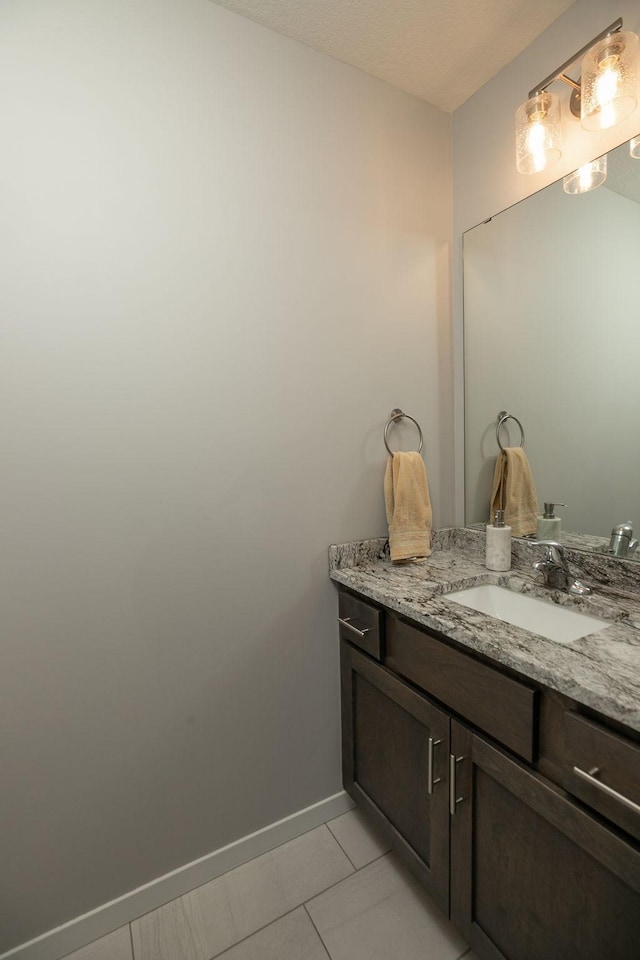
[
  {"x1": 384, "y1": 408, "x2": 424, "y2": 455},
  {"x1": 496, "y1": 410, "x2": 525, "y2": 453}
]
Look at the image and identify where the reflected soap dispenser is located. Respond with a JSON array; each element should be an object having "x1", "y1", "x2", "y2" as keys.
[
  {"x1": 536, "y1": 502, "x2": 566, "y2": 541},
  {"x1": 486, "y1": 510, "x2": 512, "y2": 571}
]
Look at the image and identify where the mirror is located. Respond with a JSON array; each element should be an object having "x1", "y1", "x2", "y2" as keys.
[{"x1": 463, "y1": 135, "x2": 640, "y2": 557}]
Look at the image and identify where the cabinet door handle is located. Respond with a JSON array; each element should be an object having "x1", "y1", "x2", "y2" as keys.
[
  {"x1": 449, "y1": 754, "x2": 465, "y2": 815},
  {"x1": 427, "y1": 737, "x2": 442, "y2": 795},
  {"x1": 337, "y1": 617, "x2": 370, "y2": 639},
  {"x1": 573, "y1": 765, "x2": 640, "y2": 816}
]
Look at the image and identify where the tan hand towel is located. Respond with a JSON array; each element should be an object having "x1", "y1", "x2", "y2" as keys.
[
  {"x1": 490, "y1": 447, "x2": 538, "y2": 537},
  {"x1": 384, "y1": 451, "x2": 432, "y2": 562}
]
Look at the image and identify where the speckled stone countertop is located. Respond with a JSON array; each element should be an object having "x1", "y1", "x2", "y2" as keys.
[
  {"x1": 329, "y1": 528, "x2": 640, "y2": 733},
  {"x1": 467, "y1": 522, "x2": 640, "y2": 563}
]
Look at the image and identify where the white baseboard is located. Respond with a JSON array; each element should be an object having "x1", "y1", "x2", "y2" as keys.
[{"x1": 1, "y1": 791, "x2": 355, "y2": 960}]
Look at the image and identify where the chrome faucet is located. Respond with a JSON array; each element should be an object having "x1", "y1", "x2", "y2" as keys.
[
  {"x1": 532, "y1": 540, "x2": 592, "y2": 596},
  {"x1": 607, "y1": 522, "x2": 639, "y2": 559}
]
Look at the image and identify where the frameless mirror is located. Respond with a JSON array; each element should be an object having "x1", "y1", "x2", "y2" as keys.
[{"x1": 463, "y1": 135, "x2": 640, "y2": 558}]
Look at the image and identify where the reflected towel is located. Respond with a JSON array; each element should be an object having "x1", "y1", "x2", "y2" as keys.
[
  {"x1": 384, "y1": 452, "x2": 432, "y2": 562},
  {"x1": 490, "y1": 447, "x2": 538, "y2": 537}
]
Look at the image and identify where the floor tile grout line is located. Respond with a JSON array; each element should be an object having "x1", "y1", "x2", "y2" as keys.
[
  {"x1": 325, "y1": 822, "x2": 358, "y2": 871},
  {"x1": 205, "y1": 850, "x2": 393, "y2": 960},
  {"x1": 194, "y1": 846, "x2": 385, "y2": 960},
  {"x1": 354, "y1": 847, "x2": 392, "y2": 869},
  {"x1": 303, "y1": 903, "x2": 333, "y2": 960},
  {"x1": 203, "y1": 904, "x2": 304, "y2": 960},
  {"x1": 325, "y1": 812, "x2": 393, "y2": 874},
  {"x1": 301, "y1": 849, "x2": 394, "y2": 908}
]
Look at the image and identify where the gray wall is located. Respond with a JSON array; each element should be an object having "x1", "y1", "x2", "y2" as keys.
[
  {"x1": 0, "y1": 0, "x2": 452, "y2": 949},
  {"x1": 452, "y1": 0, "x2": 640, "y2": 523}
]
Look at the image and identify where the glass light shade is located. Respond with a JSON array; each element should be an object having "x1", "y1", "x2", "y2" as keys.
[
  {"x1": 515, "y1": 92, "x2": 562, "y2": 174},
  {"x1": 631, "y1": 136, "x2": 640, "y2": 158},
  {"x1": 581, "y1": 30, "x2": 639, "y2": 131},
  {"x1": 563, "y1": 155, "x2": 607, "y2": 195}
]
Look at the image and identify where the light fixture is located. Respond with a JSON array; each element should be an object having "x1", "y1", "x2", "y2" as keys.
[
  {"x1": 581, "y1": 31, "x2": 639, "y2": 130},
  {"x1": 515, "y1": 92, "x2": 562, "y2": 173},
  {"x1": 515, "y1": 18, "x2": 640, "y2": 175},
  {"x1": 631, "y1": 135, "x2": 640, "y2": 158},
  {"x1": 563, "y1": 155, "x2": 607, "y2": 194}
]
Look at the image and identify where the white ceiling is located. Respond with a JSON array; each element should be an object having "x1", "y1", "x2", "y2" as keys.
[{"x1": 210, "y1": 0, "x2": 575, "y2": 112}]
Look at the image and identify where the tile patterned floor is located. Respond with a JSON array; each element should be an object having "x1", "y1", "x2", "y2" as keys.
[{"x1": 62, "y1": 809, "x2": 476, "y2": 960}]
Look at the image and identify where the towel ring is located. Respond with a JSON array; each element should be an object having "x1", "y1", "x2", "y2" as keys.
[
  {"x1": 496, "y1": 410, "x2": 525, "y2": 453},
  {"x1": 384, "y1": 408, "x2": 424, "y2": 455}
]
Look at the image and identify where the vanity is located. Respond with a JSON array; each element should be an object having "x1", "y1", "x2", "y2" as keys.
[{"x1": 330, "y1": 529, "x2": 640, "y2": 960}]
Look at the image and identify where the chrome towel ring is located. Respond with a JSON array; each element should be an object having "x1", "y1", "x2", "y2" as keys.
[
  {"x1": 496, "y1": 410, "x2": 525, "y2": 452},
  {"x1": 384, "y1": 408, "x2": 424, "y2": 455}
]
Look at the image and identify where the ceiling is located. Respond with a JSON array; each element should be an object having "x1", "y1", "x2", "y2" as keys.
[{"x1": 210, "y1": 0, "x2": 575, "y2": 112}]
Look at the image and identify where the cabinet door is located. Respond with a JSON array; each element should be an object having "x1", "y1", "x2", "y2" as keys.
[
  {"x1": 450, "y1": 721, "x2": 640, "y2": 960},
  {"x1": 340, "y1": 640, "x2": 450, "y2": 913}
]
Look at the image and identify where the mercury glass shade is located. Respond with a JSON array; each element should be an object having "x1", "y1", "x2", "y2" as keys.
[
  {"x1": 563, "y1": 156, "x2": 607, "y2": 195},
  {"x1": 581, "y1": 31, "x2": 639, "y2": 131},
  {"x1": 515, "y1": 92, "x2": 562, "y2": 174},
  {"x1": 631, "y1": 136, "x2": 640, "y2": 158}
]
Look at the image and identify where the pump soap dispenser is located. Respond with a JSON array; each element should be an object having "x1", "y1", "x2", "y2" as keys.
[
  {"x1": 486, "y1": 509, "x2": 512, "y2": 571},
  {"x1": 536, "y1": 502, "x2": 566, "y2": 541}
]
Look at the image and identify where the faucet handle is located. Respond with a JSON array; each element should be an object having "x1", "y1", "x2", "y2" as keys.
[
  {"x1": 531, "y1": 539, "x2": 564, "y2": 550},
  {"x1": 612, "y1": 521, "x2": 634, "y2": 536},
  {"x1": 531, "y1": 539, "x2": 565, "y2": 562},
  {"x1": 531, "y1": 540, "x2": 592, "y2": 595},
  {"x1": 608, "y1": 522, "x2": 636, "y2": 557}
]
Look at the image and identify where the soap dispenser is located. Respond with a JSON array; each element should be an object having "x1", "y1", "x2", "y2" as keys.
[
  {"x1": 486, "y1": 509, "x2": 512, "y2": 571},
  {"x1": 536, "y1": 502, "x2": 566, "y2": 541}
]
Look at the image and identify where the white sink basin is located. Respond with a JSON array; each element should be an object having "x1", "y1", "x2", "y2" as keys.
[{"x1": 445, "y1": 584, "x2": 609, "y2": 644}]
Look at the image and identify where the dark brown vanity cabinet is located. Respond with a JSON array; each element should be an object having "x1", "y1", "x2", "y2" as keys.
[
  {"x1": 450, "y1": 723, "x2": 640, "y2": 960},
  {"x1": 338, "y1": 587, "x2": 640, "y2": 960},
  {"x1": 340, "y1": 641, "x2": 450, "y2": 912}
]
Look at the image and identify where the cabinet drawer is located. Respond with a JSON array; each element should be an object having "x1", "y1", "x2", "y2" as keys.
[
  {"x1": 564, "y1": 712, "x2": 640, "y2": 842},
  {"x1": 385, "y1": 616, "x2": 538, "y2": 762},
  {"x1": 338, "y1": 591, "x2": 383, "y2": 659}
]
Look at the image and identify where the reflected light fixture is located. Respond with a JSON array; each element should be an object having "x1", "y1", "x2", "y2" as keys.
[
  {"x1": 631, "y1": 135, "x2": 640, "y2": 158},
  {"x1": 563, "y1": 155, "x2": 607, "y2": 194},
  {"x1": 516, "y1": 18, "x2": 640, "y2": 175}
]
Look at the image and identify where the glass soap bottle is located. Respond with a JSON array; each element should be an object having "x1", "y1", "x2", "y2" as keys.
[{"x1": 486, "y1": 510, "x2": 512, "y2": 571}]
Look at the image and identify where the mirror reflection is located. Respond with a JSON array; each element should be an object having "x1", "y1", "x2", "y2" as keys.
[{"x1": 463, "y1": 135, "x2": 640, "y2": 558}]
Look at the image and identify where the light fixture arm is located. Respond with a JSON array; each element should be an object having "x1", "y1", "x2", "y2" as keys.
[
  {"x1": 528, "y1": 17, "x2": 622, "y2": 98},
  {"x1": 557, "y1": 75, "x2": 581, "y2": 93}
]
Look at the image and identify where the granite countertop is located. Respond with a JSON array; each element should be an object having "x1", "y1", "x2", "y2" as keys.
[{"x1": 329, "y1": 528, "x2": 640, "y2": 733}]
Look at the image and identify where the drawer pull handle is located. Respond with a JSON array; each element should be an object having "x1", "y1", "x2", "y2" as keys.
[
  {"x1": 572, "y1": 765, "x2": 640, "y2": 817},
  {"x1": 338, "y1": 617, "x2": 370, "y2": 640},
  {"x1": 427, "y1": 737, "x2": 442, "y2": 795},
  {"x1": 449, "y1": 754, "x2": 465, "y2": 816}
]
